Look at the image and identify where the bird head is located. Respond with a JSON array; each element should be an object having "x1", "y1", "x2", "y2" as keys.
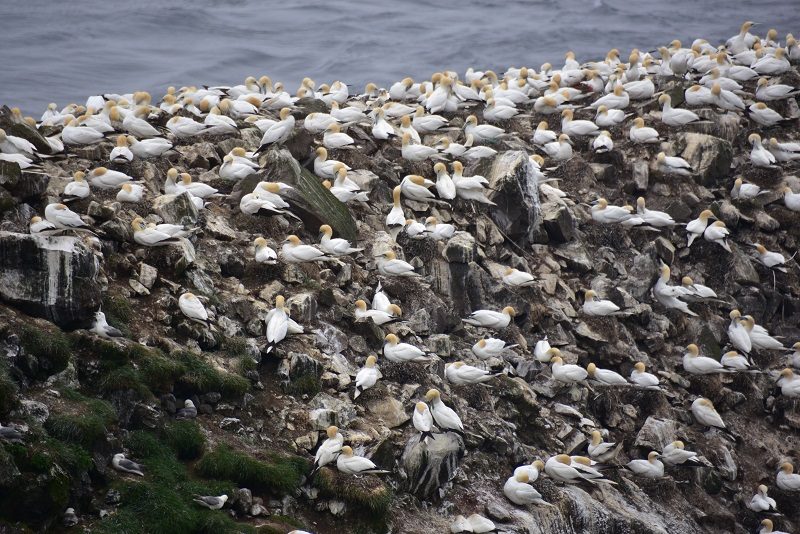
[
  {"x1": 285, "y1": 235, "x2": 301, "y2": 245},
  {"x1": 586, "y1": 363, "x2": 597, "y2": 376},
  {"x1": 365, "y1": 355, "x2": 377, "y2": 367},
  {"x1": 634, "y1": 362, "x2": 646, "y2": 372},
  {"x1": 384, "y1": 333, "x2": 399, "y2": 345},
  {"x1": 686, "y1": 344, "x2": 699, "y2": 357},
  {"x1": 424, "y1": 388, "x2": 441, "y2": 402},
  {"x1": 415, "y1": 402, "x2": 428, "y2": 413}
]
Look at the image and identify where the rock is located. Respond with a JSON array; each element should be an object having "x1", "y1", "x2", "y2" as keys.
[
  {"x1": 542, "y1": 203, "x2": 575, "y2": 243},
  {"x1": 142, "y1": 239, "x2": 196, "y2": 276},
  {"x1": 152, "y1": 192, "x2": 199, "y2": 225},
  {"x1": 402, "y1": 432, "x2": 465, "y2": 499},
  {"x1": 16, "y1": 399, "x2": 50, "y2": 423},
  {"x1": 365, "y1": 396, "x2": 410, "y2": 428},
  {"x1": 307, "y1": 393, "x2": 357, "y2": 430},
  {"x1": 634, "y1": 417, "x2": 678, "y2": 450},
  {"x1": 139, "y1": 263, "x2": 158, "y2": 289},
  {"x1": 654, "y1": 237, "x2": 675, "y2": 264},
  {"x1": 672, "y1": 133, "x2": 733, "y2": 185},
  {"x1": 0, "y1": 232, "x2": 101, "y2": 327},
  {"x1": 631, "y1": 160, "x2": 649, "y2": 191},
  {"x1": 443, "y1": 233, "x2": 476, "y2": 263},
  {"x1": 486, "y1": 151, "x2": 542, "y2": 246},
  {"x1": 730, "y1": 253, "x2": 759, "y2": 285},
  {"x1": 232, "y1": 487, "x2": 253, "y2": 516}
]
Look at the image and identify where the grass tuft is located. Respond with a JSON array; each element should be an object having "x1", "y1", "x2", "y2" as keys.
[
  {"x1": 164, "y1": 421, "x2": 206, "y2": 461},
  {"x1": 196, "y1": 445, "x2": 308, "y2": 494},
  {"x1": 19, "y1": 324, "x2": 71, "y2": 378},
  {"x1": 174, "y1": 351, "x2": 250, "y2": 398}
]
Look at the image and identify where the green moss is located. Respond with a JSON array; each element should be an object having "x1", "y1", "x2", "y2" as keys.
[
  {"x1": 0, "y1": 363, "x2": 17, "y2": 416},
  {"x1": 19, "y1": 323, "x2": 71, "y2": 377},
  {"x1": 103, "y1": 294, "x2": 134, "y2": 336},
  {"x1": 196, "y1": 445, "x2": 308, "y2": 494},
  {"x1": 164, "y1": 421, "x2": 205, "y2": 461},
  {"x1": 100, "y1": 365, "x2": 151, "y2": 398},
  {"x1": 237, "y1": 356, "x2": 258, "y2": 375},
  {"x1": 175, "y1": 351, "x2": 249, "y2": 398},
  {"x1": 285, "y1": 374, "x2": 321, "y2": 396},
  {"x1": 44, "y1": 391, "x2": 116, "y2": 448},
  {"x1": 316, "y1": 468, "x2": 391, "y2": 530},
  {"x1": 223, "y1": 336, "x2": 249, "y2": 357},
  {"x1": 139, "y1": 353, "x2": 186, "y2": 393}
]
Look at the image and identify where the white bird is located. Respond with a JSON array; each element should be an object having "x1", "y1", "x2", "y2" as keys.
[
  {"x1": 413, "y1": 105, "x2": 449, "y2": 132},
  {"x1": 303, "y1": 111, "x2": 338, "y2": 134},
  {"x1": 720, "y1": 350, "x2": 750, "y2": 371},
  {"x1": 176, "y1": 399, "x2": 197, "y2": 419},
  {"x1": 561, "y1": 109, "x2": 599, "y2": 137},
  {"x1": 776, "y1": 462, "x2": 800, "y2": 491},
  {"x1": 502, "y1": 267, "x2": 536, "y2": 288},
  {"x1": 748, "y1": 484, "x2": 777, "y2": 512},
  {"x1": 29, "y1": 215, "x2": 55, "y2": 234},
  {"x1": 682, "y1": 343, "x2": 729, "y2": 375},
  {"x1": 424, "y1": 217, "x2": 455, "y2": 241},
  {"x1": 583, "y1": 289, "x2": 621, "y2": 316},
  {"x1": 587, "y1": 363, "x2": 628, "y2": 385},
  {"x1": 748, "y1": 102, "x2": 789, "y2": 127},
  {"x1": 551, "y1": 353, "x2": 588, "y2": 384},
  {"x1": 754, "y1": 244, "x2": 791, "y2": 273},
  {"x1": 541, "y1": 133, "x2": 573, "y2": 161},
  {"x1": 45, "y1": 203, "x2": 89, "y2": 229},
  {"x1": 728, "y1": 310, "x2": 752, "y2": 354},
  {"x1": 594, "y1": 105, "x2": 629, "y2": 128},
  {"x1": 445, "y1": 361, "x2": 495, "y2": 385},
  {"x1": 684, "y1": 84, "x2": 714, "y2": 107},
  {"x1": 355, "y1": 299, "x2": 401, "y2": 326},
  {"x1": 371, "y1": 108, "x2": 396, "y2": 140},
  {"x1": 131, "y1": 217, "x2": 176, "y2": 246},
  {"x1": 656, "y1": 152, "x2": 693, "y2": 177},
  {"x1": 376, "y1": 250, "x2": 419, "y2": 277},
  {"x1": 122, "y1": 107, "x2": 160, "y2": 138},
  {"x1": 629, "y1": 118, "x2": 661, "y2": 144},
  {"x1": 433, "y1": 162, "x2": 455, "y2": 200},
  {"x1": 752, "y1": 48, "x2": 791, "y2": 75},
  {"x1": 544, "y1": 454, "x2": 585, "y2": 484},
  {"x1": 756, "y1": 77, "x2": 800, "y2": 101},
  {"x1": 703, "y1": 221, "x2": 732, "y2": 252},
  {"x1": 686, "y1": 209, "x2": 715, "y2": 246},
  {"x1": 451, "y1": 161, "x2": 495, "y2": 204},
  {"x1": 88, "y1": 167, "x2": 133, "y2": 189},
  {"x1": 385, "y1": 186, "x2": 405, "y2": 240},
  {"x1": 220, "y1": 154, "x2": 257, "y2": 181},
  {"x1": 425, "y1": 389, "x2": 463, "y2": 433},
  {"x1": 265, "y1": 295, "x2": 291, "y2": 352},
  {"x1": 503, "y1": 471, "x2": 552, "y2": 506},
  {"x1": 193, "y1": 494, "x2": 228, "y2": 510},
  {"x1": 471, "y1": 337, "x2": 518, "y2": 360},
  {"x1": 588, "y1": 431, "x2": 619, "y2": 463},
  {"x1": 61, "y1": 119, "x2": 105, "y2": 145},
  {"x1": 63, "y1": 171, "x2": 91, "y2": 199},
  {"x1": 383, "y1": 333, "x2": 429, "y2": 363},
  {"x1": 770, "y1": 139, "x2": 800, "y2": 163},
  {"x1": 776, "y1": 367, "x2": 800, "y2": 398},
  {"x1": 691, "y1": 398, "x2": 728, "y2": 433},
  {"x1": 167, "y1": 116, "x2": 207, "y2": 138},
  {"x1": 400, "y1": 174, "x2": 436, "y2": 202},
  {"x1": 112, "y1": 453, "x2": 144, "y2": 477},
  {"x1": 534, "y1": 337, "x2": 552, "y2": 363},
  {"x1": 710, "y1": 83, "x2": 745, "y2": 111},
  {"x1": 354, "y1": 355, "x2": 381, "y2": 399},
  {"x1": 626, "y1": 452, "x2": 664, "y2": 478},
  {"x1": 743, "y1": 315, "x2": 785, "y2": 351},
  {"x1": 253, "y1": 237, "x2": 277, "y2": 264},
  {"x1": 658, "y1": 94, "x2": 700, "y2": 126},
  {"x1": 282, "y1": 235, "x2": 331, "y2": 263},
  {"x1": 413, "y1": 401, "x2": 435, "y2": 442},
  {"x1": 590, "y1": 130, "x2": 614, "y2": 155},
  {"x1": 128, "y1": 135, "x2": 172, "y2": 158},
  {"x1": 318, "y1": 224, "x2": 362, "y2": 256},
  {"x1": 257, "y1": 108, "x2": 295, "y2": 148},
  {"x1": 532, "y1": 121, "x2": 557, "y2": 145},
  {"x1": 323, "y1": 123, "x2": 355, "y2": 149},
  {"x1": 630, "y1": 362, "x2": 660, "y2": 389},
  {"x1": 462, "y1": 306, "x2": 515, "y2": 330},
  {"x1": 312, "y1": 426, "x2": 343, "y2": 472},
  {"x1": 401, "y1": 133, "x2": 442, "y2": 162},
  {"x1": 591, "y1": 199, "x2": 632, "y2": 225},
  {"x1": 90, "y1": 311, "x2": 123, "y2": 338},
  {"x1": 759, "y1": 518, "x2": 790, "y2": 534},
  {"x1": 636, "y1": 197, "x2": 675, "y2": 228},
  {"x1": 117, "y1": 183, "x2": 144, "y2": 203},
  {"x1": 514, "y1": 459, "x2": 545, "y2": 484},
  {"x1": 653, "y1": 265, "x2": 697, "y2": 316},
  {"x1": 464, "y1": 115, "x2": 506, "y2": 142},
  {"x1": 590, "y1": 85, "x2": 630, "y2": 110},
  {"x1": 749, "y1": 133, "x2": 778, "y2": 168},
  {"x1": 109, "y1": 135, "x2": 134, "y2": 163},
  {"x1": 178, "y1": 292, "x2": 210, "y2": 326},
  {"x1": 180, "y1": 173, "x2": 218, "y2": 199}
]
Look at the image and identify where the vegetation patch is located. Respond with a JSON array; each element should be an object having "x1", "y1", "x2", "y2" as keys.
[
  {"x1": 0, "y1": 360, "x2": 17, "y2": 416},
  {"x1": 196, "y1": 444, "x2": 308, "y2": 494},
  {"x1": 19, "y1": 323, "x2": 71, "y2": 378},
  {"x1": 316, "y1": 467, "x2": 392, "y2": 531},
  {"x1": 45, "y1": 389, "x2": 117, "y2": 448},
  {"x1": 164, "y1": 421, "x2": 206, "y2": 461},
  {"x1": 174, "y1": 351, "x2": 250, "y2": 398}
]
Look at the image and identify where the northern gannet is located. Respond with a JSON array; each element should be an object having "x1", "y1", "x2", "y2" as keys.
[
  {"x1": 318, "y1": 225, "x2": 362, "y2": 256},
  {"x1": 748, "y1": 485, "x2": 777, "y2": 512},
  {"x1": 89, "y1": 167, "x2": 132, "y2": 189},
  {"x1": 312, "y1": 426, "x2": 343, "y2": 473},
  {"x1": 592, "y1": 130, "x2": 614, "y2": 153},
  {"x1": 561, "y1": 109, "x2": 599, "y2": 137},
  {"x1": 383, "y1": 333, "x2": 429, "y2": 362},
  {"x1": 551, "y1": 353, "x2": 588, "y2": 384},
  {"x1": 413, "y1": 401, "x2": 435, "y2": 442},
  {"x1": 167, "y1": 116, "x2": 207, "y2": 138},
  {"x1": 63, "y1": 171, "x2": 91, "y2": 199},
  {"x1": 282, "y1": 235, "x2": 331, "y2": 263},
  {"x1": 626, "y1": 452, "x2": 664, "y2": 478},
  {"x1": 657, "y1": 152, "x2": 693, "y2": 177},
  {"x1": 462, "y1": 306, "x2": 515, "y2": 330},
  {"x1": 256, "y1": 108, "x2": 295, "y2": 148},
  {"x1": 354, "y1": 300, "x2": 401, "y2": 326},
  {"x1": 541, "y1": 133, "x2": 573, "y2": 161},
  {"x1": 128, "y1": 135, "x2": 172, "y2": 158},
  {"x1": 658, "y1": 94, "x2": 700, "y2": 126},
  {"x1": 747, "y1": 102, "x2": 789, "y2": 127},
  {"x1": 354, "y1": 355, "x2": 381, "y2": 399},
  {"x1": 587, "y1": 363, "x2": 628, "y2": 385},
  {"x1": 425, "y1": 389, "x2": 463, "y2": 433},
  {"x1": 588, "y1": 431, "x2": 619, "y2": 462},
  {"x1": 433, "y1": 162, "x2": 455, "y2": 200},
  {"x1": 749, "y1": 133, "x2": 778, "y2": 168},
  {"x1": 703, "y1": 221, "x2": 732, "y2": 252},
  {"x1": 776, "y1": 462, "x2": 800, "y2": 491},
  {"x1": 591, "y1": 198, "x2": 632, "y2": 225},
  {"x1": 376, "y1": 250, "x2": 419, "y2": 277},
  {"x1": 386, "y1": 186, "x2": 405, "y2": 240},
  {"x1": 502, "y1": 267, "x2": 536, "y2": 288},
  {"x1": 178, "y1": 292, "x2": 210, "y2": 326},
  {"x1": 582, "y1": 289, "x2": 621, "y2": 316},
  {"x1": 29, "y1": 215, "x2": 55, "y2": 234},
  {"x1": 424, "y1": 217, "x2": 455, "y2": 240},
  {"x1": 401, "y1": 133, "x2": 442, "y2": 162},
  {"x1": 629, "y1": 118, "x2": 662, "y2": 144},
  {"x1": 323, "y1": 123, "x2": 355, "y2": 149},
  {"x1": 504, "y1": 471, "x2": 551, "y2": 506},
  {"x1": 45, "y1": 203, "x2": 89, "y2": 229},
  {"x1": 691, "y1": 398, "x2": 729, "y2": 434},
  {"x1": 686, "y1": 209, "x2": 715, "y2": 246},
  {"x1": 595, "y1": 105, "x2": 630, "y2": 127},
  {"x1": 759, "y1": 518, "x2": 790, "y2": 534},
  {"x1": 109, "y1": 135, "x2": 134, "y2": 163},
  {"x1": 776, "y1": 369, "x2": 800, "y2": 397},
  {"x1": 117, "y1": 183, "x2": 144, "y2": 203},
  {"x1": 445, "y1": 361, "x2": 495, "y2": 385},
  {"x1": 630, "y1": 362, "x2": 660, "y2": 389},
  {"x1": 400, "y1": 174, "x2": 436, "y2": 202},
  {"x1": 471, "y1": 338, "x2": 518, "y2": 360},
  {"x1": 464, "y1": 115, "x2": 506, "y2": 142},
  {"x1": 756, "y1": 77, "x2": 800, "y2": 101},
  {"x1": 683, "y1": 344, "x2": 727, "y2": 374}
]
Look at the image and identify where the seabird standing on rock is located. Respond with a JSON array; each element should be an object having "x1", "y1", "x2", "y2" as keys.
[{"x1": 90, "y1": 311, "x2": 123, "y2": 339}]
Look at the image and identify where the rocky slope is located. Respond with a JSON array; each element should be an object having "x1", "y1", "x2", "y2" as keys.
[{"x1": 1, "y1": 53, "x2": 800, "y2": 534}]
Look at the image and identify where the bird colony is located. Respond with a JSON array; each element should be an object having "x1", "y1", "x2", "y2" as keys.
[{"x1": 1, "y1": 21, "x2": 800, "y2": 534}]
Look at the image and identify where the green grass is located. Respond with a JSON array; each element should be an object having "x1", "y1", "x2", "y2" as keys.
[
  {"x1": 103, "y1": 294, "x2": 134, "y2": 337},
  {"x1": 223, "y1": 336, "x2": 249, "y2": 357},
  {"x1": 19, "y1": 323, "x2": 71, "y2": 378},
  {"x1": 175, "y1": 351, "x2": 250, "y2": 398},
  {"x1": 44, "y1": 390, "x2": 117, "y2": 448},
  {"x1": 196, "y1": 445, "x2": 308, "y2": 494},
  {"x1": 164, "y1": 421, "x2": 206, "y2": 461},
  {"x1": 316, "y1": 468, "x2": 392, "y2": 532},
  {"x1": 0, "y1": 360, "x2": 17, "y2": 416},
  {"x1": 285, "y1": 374, "x2": 321, "y2": 396},
  {"x1": 94, "y1": 430, "x2": 253, "y2": 534}
]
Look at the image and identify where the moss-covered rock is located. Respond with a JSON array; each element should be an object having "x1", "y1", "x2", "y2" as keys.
[{"x1": 196, "y1": 445, "x2": 308, "y2": 494}]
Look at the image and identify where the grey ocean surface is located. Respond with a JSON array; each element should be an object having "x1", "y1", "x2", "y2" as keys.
[{"x1": 3, "y1": 0, "x2": 799, "y2": 115}]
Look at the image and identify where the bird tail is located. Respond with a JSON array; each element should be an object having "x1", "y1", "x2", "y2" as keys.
[
  {"x1": 354, "y1": 387, "x2": 362, "y2": 399},
  {"x1": 421, "y1": 431, "x2": 436, "y2": 443}
]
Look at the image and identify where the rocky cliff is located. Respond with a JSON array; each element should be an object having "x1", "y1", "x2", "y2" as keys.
[{"x1": 1, "y1": 50, "x2": 800, "y2": 534}]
